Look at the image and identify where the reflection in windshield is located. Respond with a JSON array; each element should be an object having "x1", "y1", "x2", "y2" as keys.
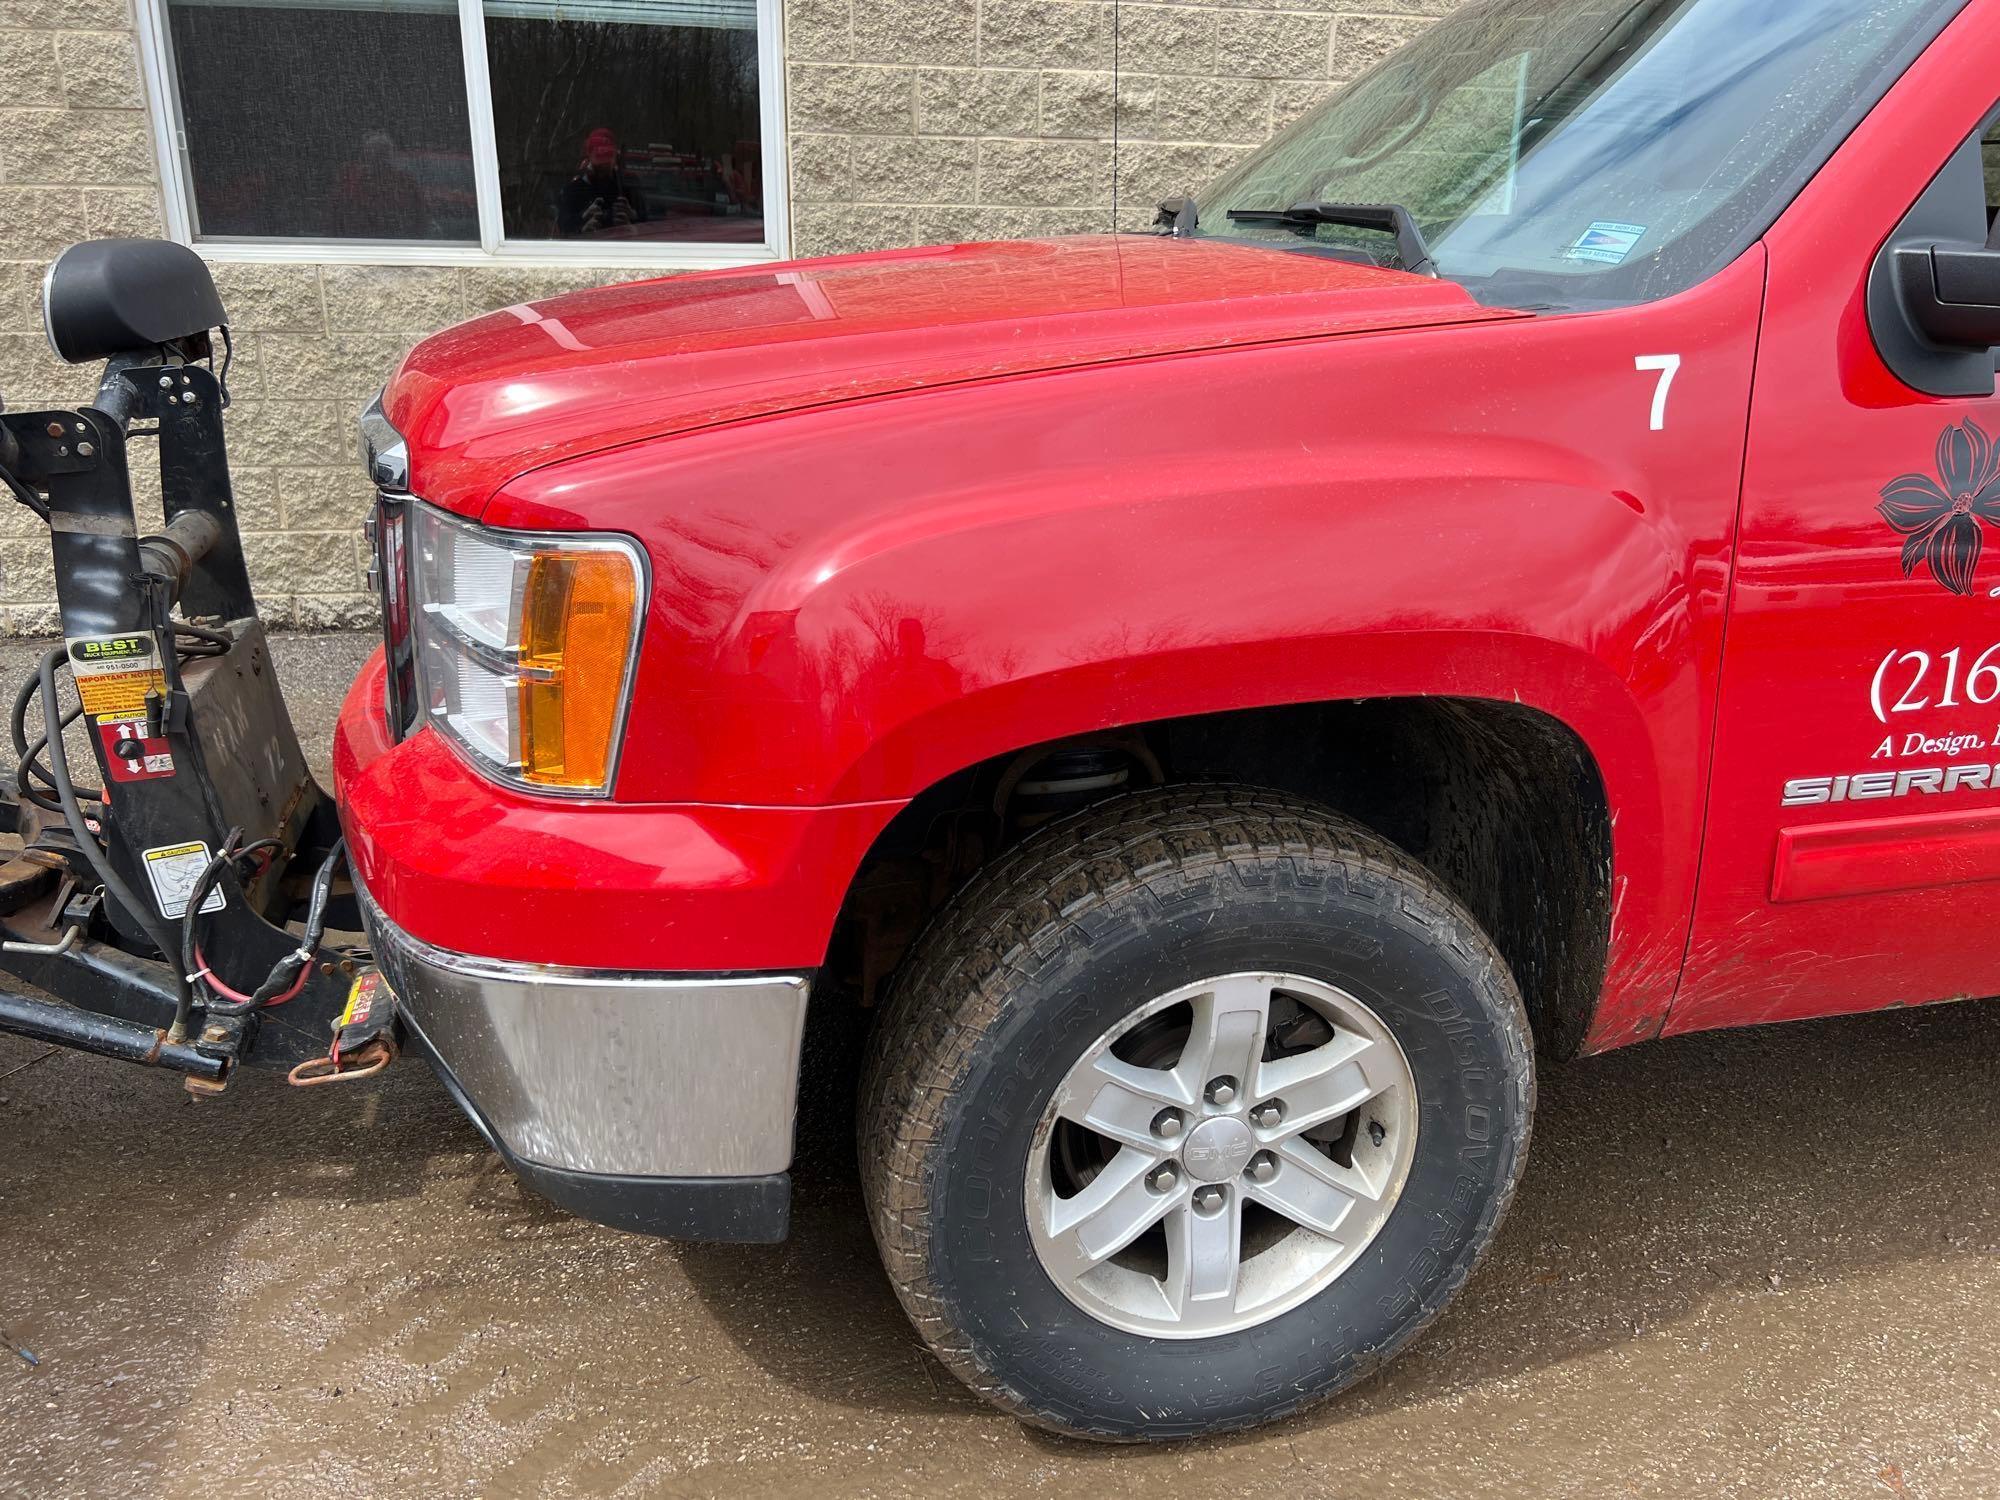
[{"x1": 1197, "y1": 0, "x2": 1965, "y2": 308}]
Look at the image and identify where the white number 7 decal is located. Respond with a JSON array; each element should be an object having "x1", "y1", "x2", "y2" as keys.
[{"x1": 1635, "y1": 353, "x2": 1681, "y2": 432}]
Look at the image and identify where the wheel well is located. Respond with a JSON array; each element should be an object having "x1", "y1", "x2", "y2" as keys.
[{"x1": 824, "y1": 697, "x2": 1613, "y2": 1059}]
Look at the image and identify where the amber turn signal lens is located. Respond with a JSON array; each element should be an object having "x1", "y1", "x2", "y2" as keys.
[{"x1": 517, "y1": 549, "x2": 639, "y2": 790}]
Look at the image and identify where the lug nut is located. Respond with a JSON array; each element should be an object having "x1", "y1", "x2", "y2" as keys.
[
  {"x1": 1192, "y1": 1184, "x2": 1227, "y2": 1215},
  {"x1": 1147, "y1": 1163, "x2": 1180, "y2": 1194},
  {"x1": 1205, "y1": 1076, "x2": 1238, "y2": 1107},
  {"x1": 1246, "y1": 1150, "x2": 1278, "y2": 1184},
  {"x1": 1152, "y1": 1108, "x2": 1185, "y2": 1142},
  {"x1": 1250, "y1": 1100, "x2": 1284, "y2": 1129}
]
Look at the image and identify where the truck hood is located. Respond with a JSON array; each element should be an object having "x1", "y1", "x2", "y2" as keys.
[{"x1": 384, "y1": 234, "x2": 1524, "y2": 515}]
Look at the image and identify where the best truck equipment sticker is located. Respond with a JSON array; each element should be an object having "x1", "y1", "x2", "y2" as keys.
[
  {"x1": 65, "y1": 632, "x2": 167, "y2": 724},
  {"x1": 142, "y1": 840, "x2": 225, "y2": 920}
]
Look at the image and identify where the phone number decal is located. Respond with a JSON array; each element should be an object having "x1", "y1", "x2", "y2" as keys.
[{"x1": 1869, "y1": 644, "x2": 2000, "y2": 724}]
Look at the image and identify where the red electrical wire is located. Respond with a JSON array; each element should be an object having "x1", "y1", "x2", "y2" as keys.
[{"x1": 192, "y1": 941, "x2": 311, "y2": 1007}]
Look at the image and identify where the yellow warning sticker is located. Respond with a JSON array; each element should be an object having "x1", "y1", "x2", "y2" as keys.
[
  {"x1": 66, "y1": 633, "x2": 166, "y2": 724},
  {"x1": 340, "y1": 972, "x2": 384, "y2": 1030},
  {"x1": 74, "y1": 668, "x2": 166, "y2": 722}
]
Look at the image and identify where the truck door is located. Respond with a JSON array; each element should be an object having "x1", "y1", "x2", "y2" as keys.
[{"x1": 1674, "y1": 24, "x2": 2000, "y2": 1033}]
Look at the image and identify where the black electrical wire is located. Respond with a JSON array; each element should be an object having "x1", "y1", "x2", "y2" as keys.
[
  {"x1": 191, "y1": 837, "x2": 347, "y2": 1019},
  {"x1": 15, "y1": 663, "x2": 103, "y2": 801},
  {"x1": 243, "y1": 837, "x2": 345, "y2": 1009},
  {"x1": 10, "y1": 662, "x2": 60, "y2": 815},
  {"x1": 0, "y1": 460, "x2": 48, "y2": 523},
  {"x1": 215, "y1": 326, "x2": 234, "y2": 408},
  {"x1": 171, "y1": 621, "x2": 232, "y2": 655},
  {"x1": 35, "y1": 646, "x2": 189, "y2": 1019},
  {"x1": 234, "y1": 837, "x2": 284, "y2": 867},
  {"x1": 173, "y1": 827, "x2": 242, "y2": 1041},
  {"x1": 21, "y1": 706, "x2": 95, "y2": 793},
  {"x1": 13, "y1": 670, "x2": 100, "y2": 812},
  {"x1": 176, "y1": 831, "x2": 288, "y2": 1018},
  {"x1": 15, "y1": 710, "x2": 98, "y2": 815},
  {"x1": 11, "y1": 666, "x2": 39, "y2": 759}
]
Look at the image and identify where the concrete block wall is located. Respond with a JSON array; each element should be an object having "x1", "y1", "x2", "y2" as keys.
[
  {"x1": 788, "y1": 1, "x2": 1458, "y2": 251},
  {"x1": 0, "y1": 0, "x2": 1456, "y2": 632}
]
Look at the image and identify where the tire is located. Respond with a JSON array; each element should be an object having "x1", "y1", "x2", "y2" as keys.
[{"x1": 858, "y1": 784, "x2": 1534, "y2": 1441}]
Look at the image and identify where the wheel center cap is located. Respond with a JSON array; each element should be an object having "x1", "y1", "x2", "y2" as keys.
[{"x1": 1182, "y1": 1117, "x2": 1255, "y2": 1183}]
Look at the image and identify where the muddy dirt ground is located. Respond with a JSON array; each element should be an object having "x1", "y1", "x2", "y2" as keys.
[{"x1": 3, "y1": 634, "x2": 2000, "y2": 1498}]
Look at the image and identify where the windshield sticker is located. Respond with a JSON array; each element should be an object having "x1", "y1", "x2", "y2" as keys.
[{"x1": 1564, "y1": 221, "x2": 1647, "y2": 266}]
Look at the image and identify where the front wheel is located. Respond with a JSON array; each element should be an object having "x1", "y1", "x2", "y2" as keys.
[{"x1": 859, "y1": 786, "x2": 1534, "y2": 1441}]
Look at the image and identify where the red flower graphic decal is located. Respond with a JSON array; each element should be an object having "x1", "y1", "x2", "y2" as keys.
[{"x1": 1879, "y1": 419, "x2": 2000, "y2": 595}]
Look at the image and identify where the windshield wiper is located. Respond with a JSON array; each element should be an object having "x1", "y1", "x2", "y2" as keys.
[
  {"x1": 1154, "y1": 195, "x2": 1199, "y2": 237},
  {"x1": 1223, "y1": 201, "x2": 1438, "y2": 278}
]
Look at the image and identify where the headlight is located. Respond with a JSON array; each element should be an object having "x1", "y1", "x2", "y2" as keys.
[{"x1": 406, "y1": 501, "x2": 644, "y2": 796}]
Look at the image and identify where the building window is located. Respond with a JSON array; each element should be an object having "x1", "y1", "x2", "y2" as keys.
[{"x1": 139, "y1": 0, "x2": 784, "y2": 265}]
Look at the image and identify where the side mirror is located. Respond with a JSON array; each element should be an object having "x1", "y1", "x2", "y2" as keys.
[
  {"x1": 1868, "y1": 124, "x2": 1998, "y2": 399},
  {"x1": 1890, "y1": 241, "x2": 2000, "y2": 350}
]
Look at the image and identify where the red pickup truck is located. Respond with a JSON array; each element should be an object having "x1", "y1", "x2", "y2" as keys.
[{"x1": 9, "y1": 0, "x2": 2000, "y2": 1449}]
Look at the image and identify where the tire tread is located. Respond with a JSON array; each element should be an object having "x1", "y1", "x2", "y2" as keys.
[{"x1": 857, "y1": 784, "x2": 1533, "y2": 1440}]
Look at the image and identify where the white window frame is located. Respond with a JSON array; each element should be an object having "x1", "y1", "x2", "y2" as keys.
[{"x1": 133, "y1": 0, "x2": 790, "y2": 269}]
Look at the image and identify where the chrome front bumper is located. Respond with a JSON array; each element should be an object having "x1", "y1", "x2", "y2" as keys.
[{"x1": 357, "y1": 882, "x2": 810, "y2": 1182}]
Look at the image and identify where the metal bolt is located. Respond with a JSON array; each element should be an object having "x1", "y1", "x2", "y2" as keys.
[
  {"x1": 158, "y1": 375, "x2": 173, "y2": 389},
  {"x1": 1246, "y1": 1151, "x2": 1278, "y2": 1184},
  {"x1": 1205, "y1": 1076, "x2": 1238, "y2": 1107},
  {"x1": 1152, "y1": 1108, "x2": 1185, "y2": 1142},
  {"x1": 43, "y1": 421, "x2": 61, "y2": 438},
  {"x1": 76, "y1": 441, "x2": 93, "y2": 457},
  {"x1": 1192, "y1": 1184, "x2": 1227, "y2": 1215},
  {"x1": 1250, "y1": 1100, "x2": 1284, "y2": 1129},
  {"x1": 201, "y1": 1025, "x2": 228, "y2": 1043},
  {"x1": 1146, "y1": 1163, "x2": 1180, "y2": 1195}
]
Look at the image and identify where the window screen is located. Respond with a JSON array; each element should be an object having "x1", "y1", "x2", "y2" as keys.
[
  {"x1": 158, "y1": 0, "x2": 768, "y2": 251},
  {"x1": 166, "y1": 0, "x2": 479, "y2": 242}
]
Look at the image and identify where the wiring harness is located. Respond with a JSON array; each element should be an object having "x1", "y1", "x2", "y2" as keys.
[
  {"x1": 178, "y1": 831, "x2": 345, "y2": 1029},
  {"x1": 14, "y1": 639, "x2": 347, "y2": 1043}
]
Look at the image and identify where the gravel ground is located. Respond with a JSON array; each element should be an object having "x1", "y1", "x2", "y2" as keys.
[{"x1": 2, "y1": 633, "x2": 2000, "y2": 1498}]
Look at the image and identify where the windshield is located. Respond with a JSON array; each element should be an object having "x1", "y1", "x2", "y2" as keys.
[{"x1": 1194, "y1": 0, "x2": 1968, "y2": 309}]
